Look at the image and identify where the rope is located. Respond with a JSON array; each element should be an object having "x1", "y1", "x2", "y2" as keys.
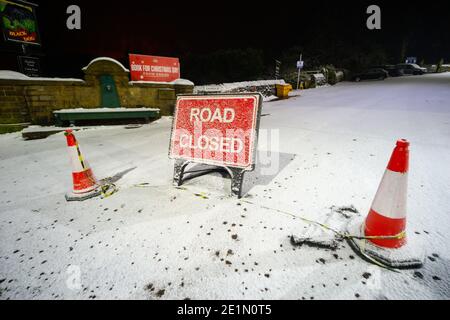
[
  {"x1": 240, "y1": 199, "x2": 403, "y2": 272},
  {"x1": 70, "y1": 159, "x2": 403, "y2": 272},
  {"x1": 122, "y1": 180, "x2": 403, "y2": 270},
  {"x1": 241, "y1": 200, "x2": 405, "y2": 242}
]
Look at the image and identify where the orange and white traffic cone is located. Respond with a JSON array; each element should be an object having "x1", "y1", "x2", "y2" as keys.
[
  {"x1": 64, "y1": 129, "x2": 101, "y2": 201},
  {"x1": 347, "y1": 139, "x2": 424, "y2": 268}
]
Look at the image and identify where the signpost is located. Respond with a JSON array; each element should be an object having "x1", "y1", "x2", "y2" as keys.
[
  {"x1": 296, "y1": 53, "x2": 303, "y2": 90},
  {"x1": 275, "y1": 59, "x2": 281, "y2": 79},
  {"x1": 129, "y1": 54, "x2": 180, "y2": 82},
  {"x1": 169, "y1": 93, "x2": 263, "y2": 198},
  {"x1": 18, "y1": 55, "x2": 40, "y2": 77}
]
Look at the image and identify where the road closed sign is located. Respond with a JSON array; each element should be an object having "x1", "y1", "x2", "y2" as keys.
[{"x1": 169, "y1": 94, "x2": 262, "y2": 169}]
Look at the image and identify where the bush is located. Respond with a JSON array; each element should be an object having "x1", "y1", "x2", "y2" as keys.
[{"x1": 183, "y1": 48, "x2": 266, "y2": 85}]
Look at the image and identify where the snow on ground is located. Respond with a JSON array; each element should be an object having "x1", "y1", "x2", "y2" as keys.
[{"x1": 0, "y1": 73, "x2": 449, "y2": 300}]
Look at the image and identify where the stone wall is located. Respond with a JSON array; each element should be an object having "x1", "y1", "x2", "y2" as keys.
[
  {"x1": 0, "y1": 83, "x2": 30, "y2": 124},
  {"x1": 0, "y1": 58, "x2": 194, "y2": 125},
  {"x1": 0, "y1": 79, "x2": 95, "y2": 124}
]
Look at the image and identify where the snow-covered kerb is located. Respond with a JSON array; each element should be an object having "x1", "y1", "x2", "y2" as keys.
[
  {"x1": 194, "y1": 79, "x2": 286, "y2": 97},
  {"x1": 82, "y1": 57, "x2": 130, "y2": 72}
]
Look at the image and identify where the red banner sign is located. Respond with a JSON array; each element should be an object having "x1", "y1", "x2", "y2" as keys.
[
  {"x1": 129, "y1": 54, "x2": 180, "y2": 82},
  {"x1": 169, "y1": 95, "x2": 262, "y2": 169}
]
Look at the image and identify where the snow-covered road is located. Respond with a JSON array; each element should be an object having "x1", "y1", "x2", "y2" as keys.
[{"x1": 1, "y1": 73, "x2": 449, "y2": 299}]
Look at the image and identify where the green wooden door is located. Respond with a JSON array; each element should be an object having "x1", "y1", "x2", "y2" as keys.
[{"x1": 100, "y1": 75, "x2": 120, "y2": 108}]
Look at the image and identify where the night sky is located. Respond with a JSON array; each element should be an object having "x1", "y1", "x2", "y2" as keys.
[{"x1": 1, "y1": 0, "x2": 449, "y2": 82}]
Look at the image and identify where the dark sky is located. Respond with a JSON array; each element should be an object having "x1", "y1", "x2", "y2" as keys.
[{"x1": 1, "y1": 0, "x2": 449, "y2": 79}]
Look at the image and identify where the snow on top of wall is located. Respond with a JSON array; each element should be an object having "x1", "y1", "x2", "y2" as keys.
[
  {"x1": 173, "y1": 78, "x2": 194, "y2": 86},
  {"x1": 0, "y1": 70, "x2": 29, "y2": 80},
  {"x1": 129, "y1": 78, "x2": 194, "y2": 86},
  {"x1": 82, "y1": 57, "x2": 130, "y2": 72},
  {"x1": 54, "y1": 107, "x2": 160, "y2": 113},
  {"x1": 194, "y1": 79, "x2": 285, "y2": 93},
  {"x1": 0, "y1": 70, "x2": 84, "y2": 82}
]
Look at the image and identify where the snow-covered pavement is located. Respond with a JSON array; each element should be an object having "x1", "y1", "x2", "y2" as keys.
[{"x1": 1, "y1": 73, "x2": 449, "y2": 299}]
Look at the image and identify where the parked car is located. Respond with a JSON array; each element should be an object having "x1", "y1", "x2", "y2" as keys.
[
  {"x1": 352, "y1": 68, "x2": 389, "y2": 82},
  {"x1": 372, "y1": 65, "x2": 404, "y2": 77},
  {"x1": 396, "y1": 63, "x2": 427, "y2": 75}
]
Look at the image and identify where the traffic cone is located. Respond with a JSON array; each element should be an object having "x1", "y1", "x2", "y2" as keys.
[
  {"x1": 347, "y1": 139, "x2": 424, "y2": 268},
  {"x1": 64, "y1": 129, "x2": 101, "y2": 201}
]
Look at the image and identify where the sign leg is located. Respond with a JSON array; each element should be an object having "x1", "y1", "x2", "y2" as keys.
[
  {"x1": 229, "y1": 168, "x2": 245, "y2": 198},
  {"x1": 173, "y1": 159, "x2": 189, "y2": 186}
]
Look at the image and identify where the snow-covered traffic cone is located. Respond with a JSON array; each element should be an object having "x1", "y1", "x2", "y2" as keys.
[
  {"x1": 347, "y1": 139, "x2": 424, "y2": 268},
  {"x1": 64, "y1": 129, "x2": 101, "y2": 201}
]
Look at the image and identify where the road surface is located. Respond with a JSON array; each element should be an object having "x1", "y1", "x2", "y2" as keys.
[{"x1": 0, "y1": 73, "x2": 449, "y2": 299}]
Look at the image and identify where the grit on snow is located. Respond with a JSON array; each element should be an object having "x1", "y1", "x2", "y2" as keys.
[{"x1": 1, "y1": 73, "x2": 449, "y2": 300}]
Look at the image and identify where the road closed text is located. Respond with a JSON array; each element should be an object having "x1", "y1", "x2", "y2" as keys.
[
  {"x1": 179, "y1": 134, "x2": 244, "y2": 153},
  {"x1": 169, "y1": 95, "x2": 260, "y2": 168},
  {"x1": 190, "y1": 107, "x2": 235, "y2": 123}
]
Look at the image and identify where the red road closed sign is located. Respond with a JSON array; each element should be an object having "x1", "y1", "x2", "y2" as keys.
[
  {"x1": 129, "y1": 54, "x2": 180, "y2": 82},
  {"x1": 169, "y1": 94, "x2": 262, "y2": 169}
]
